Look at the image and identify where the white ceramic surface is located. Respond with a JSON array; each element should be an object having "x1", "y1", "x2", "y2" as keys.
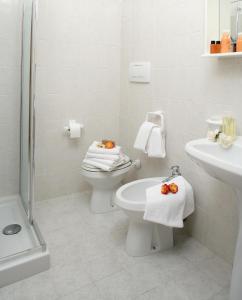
[
  {"x1": 115, "y1": 178, "x2": 174, "y2": 257},
  {"x1": 185, "y1": 137, "x2": 242, "y2": 300},
  {"x1": 81, "y1": 163, "x2": 132, "y2": 214},
  {"x1": 0, "y1": 196, "x2": 49, "y2": 287}
]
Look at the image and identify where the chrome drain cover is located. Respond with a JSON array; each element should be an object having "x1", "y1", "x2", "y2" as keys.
[{"x1": 2, "y1": 224, "x2": 22, "y2": 235}]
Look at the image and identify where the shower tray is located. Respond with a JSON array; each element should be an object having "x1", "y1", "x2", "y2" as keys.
[{"x1": 0, "y1": 196, "x2": 49, "y2": 287}]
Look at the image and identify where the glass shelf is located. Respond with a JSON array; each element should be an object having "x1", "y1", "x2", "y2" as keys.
[{"x1": 202, "y1": 52, "x2": 242, "y2": 58}]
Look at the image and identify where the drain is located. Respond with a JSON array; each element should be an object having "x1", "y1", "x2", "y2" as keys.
[{"x1": 2, "y1": 224, "x2": 22, "y2": 235}]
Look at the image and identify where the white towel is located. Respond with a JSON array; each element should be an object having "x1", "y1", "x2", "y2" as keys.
[
  {"x1": 134, "y1": 122, "x2": 157, "y2": 153},
  {"x1": 147, "y1": 127, "x2": 166, "y2": 158},
  {"x1": 86, "y1": 152, "x2": 120, "y2": 161},
  {"x1": 88, "y1": 141, "x2": 121, "y2": 155},
  {"x1": 83, "y1": 159, "x2": 113, "y2": 171},
  {"x1": 83, "y1": 154, "x2": 130, "y2": 172},
  {"x1": 143, "y1": 176, "x2": 194, "y2": 228}
]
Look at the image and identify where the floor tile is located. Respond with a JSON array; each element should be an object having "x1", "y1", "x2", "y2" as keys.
[
  {"x1": 95, "y1": 270, "x2": 140, "y2": 300},
  {"x1": 136, "y1": 282, "x2": 190, "y2": 300},
  {"x1": 168, "y1": 265, "x2": 223, "y2": 300},
  {"x1": 174, "y1": 236, "x2": 215, "y2": 263},
  {"x1": 193, "y1": 255, "x2": 232, "y2": 288},
  {"x1": 132, "y1": 249, "x2": 191, "y2": 272},
  {"x1": 59, "y1": 283, "x2": 103, "y2": 300},
  {"x1": 50, "y1": 259, "x2": 92, "y2": 297},
  {"x1": 84, "y1": 253, "x2": 123, "y2": 281},
  {"x1": 0, "y1": 192, "x2": 232, "y2": 300},
  {"x1": 209, "y1": 287, "x2": 230, "y2": 300},
  {"x1": 125, "y1": 261, "x2": 169, "y2": 295},
  {"x1": 0, "y1": 271, "x2": 58, "y2": 300}
]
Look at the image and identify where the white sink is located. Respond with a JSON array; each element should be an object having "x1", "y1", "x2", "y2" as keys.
[
  {"x1": 185, "y1": 137, "x2": 242, "y2": 300},
  {"x1": 186, "y1": 138, "x2": 242, "y2": 189}
]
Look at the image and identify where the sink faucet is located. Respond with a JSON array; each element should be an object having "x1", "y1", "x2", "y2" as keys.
[{"x1": 162, "y1": 166, "x2": 181, "y2": 183}]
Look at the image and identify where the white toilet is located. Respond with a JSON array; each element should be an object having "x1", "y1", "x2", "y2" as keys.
[
  {"x1": 81, "y1": 160, "x2": 133, "y2": 213},
  {"x1": 115, "y1": 177, "x2": 193, "y2": 257}
]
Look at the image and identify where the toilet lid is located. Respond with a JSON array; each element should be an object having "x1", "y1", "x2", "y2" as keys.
[{"x1": 81, "y1": 160, "x2": 132, "y2": 172}]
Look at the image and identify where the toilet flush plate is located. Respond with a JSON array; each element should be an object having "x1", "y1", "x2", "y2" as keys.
[{"x1": 129, "y1": 62, "x2": 151, "y2": 83}]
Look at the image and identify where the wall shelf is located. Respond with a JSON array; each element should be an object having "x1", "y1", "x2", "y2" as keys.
[{"x1": 202, "y1": 52, "x2": 242, "y2": 58}]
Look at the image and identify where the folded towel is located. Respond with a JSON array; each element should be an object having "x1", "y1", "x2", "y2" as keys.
[
  {"x1": 83, "y1": 159, "x2": 113, "y2": 171},
  {"x1": 83, "y1": 154, "x2": 130, "y2": 172},
  {"x1": 143, "y1": 176, "x2": 194, "y2": 228},
  {"x1": 86, "y1": 152, "x2": 120, "y2": 161},
  {"x1": 88, "y1": 141, "x2": 121, "y2": 155},
  {"x1": 88, "y1": 158, "x2": 118, "y2": 167},
  {"x1": 147, "y1": 127, "x2": 166, "y2": 158},
  {"x1": 134, "y1": 122, "x2": 157, "y2": 153}
]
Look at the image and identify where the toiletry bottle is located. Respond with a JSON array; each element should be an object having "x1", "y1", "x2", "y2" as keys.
[
  {"x1": 236, "y1": 32, "x2": 242, "y2": 52},
  {"x1": 210, "y1": 41, "x2": 216, "y2": 54},
  {"x1": 215, "y1": 41, "x2": 221, "y2": 53},
  {"x1": 222, "y1": 112, "x2": 236, "y2": 140},
  {"x1": 221, "y1": 30, "x2": 232, "y2": 53}
]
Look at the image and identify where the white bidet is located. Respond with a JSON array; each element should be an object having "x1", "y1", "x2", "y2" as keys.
[{"x1": 115, "y1": 178, "x2": 174, "y2": 257}]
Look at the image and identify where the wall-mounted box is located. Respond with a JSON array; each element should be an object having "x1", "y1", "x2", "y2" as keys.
[{"x1": 204, "y1": 0, "x2": 242, "y2": 58}]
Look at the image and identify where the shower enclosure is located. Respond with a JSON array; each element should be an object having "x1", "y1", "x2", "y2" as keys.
[{"x1": 0, "y1": 0, "x2": 49, "y2": 287}]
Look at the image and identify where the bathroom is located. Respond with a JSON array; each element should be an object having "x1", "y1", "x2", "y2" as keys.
[{"x1": 0, "y1": 0, "x2": 242, "y2": 299}]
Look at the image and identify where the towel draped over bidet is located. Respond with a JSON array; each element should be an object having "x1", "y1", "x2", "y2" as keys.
[{"x1": 143, "y1": 176, "x2": 194, "y2": 228}]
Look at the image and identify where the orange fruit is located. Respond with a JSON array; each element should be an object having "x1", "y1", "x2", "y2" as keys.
[
  {"x1": 169, "y1": 183, "x2": 179, "y2": 194},
  {"x1": 161, "y1": 184, "x2": 170, "y2": 195}
]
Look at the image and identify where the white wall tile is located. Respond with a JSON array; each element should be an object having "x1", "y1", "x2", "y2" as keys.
[
  {"x1": 35, "y1": 0, "x2": 122, "y2": 200},
  {"x1": 0, "y1": 1, "x2": 22, "y2": 197}
]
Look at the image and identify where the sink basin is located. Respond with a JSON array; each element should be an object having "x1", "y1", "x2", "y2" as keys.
[
  {"x1": 185, "y1": 138, "x2": 242, "y2": 189},
  {"x1": 185, "y1": 137, "x2": 242, "y2": 300}
]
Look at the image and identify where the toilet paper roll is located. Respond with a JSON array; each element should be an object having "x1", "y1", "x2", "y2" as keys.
[{"x1": 69, "y1": 120, "x2": 81, "y2": 138}]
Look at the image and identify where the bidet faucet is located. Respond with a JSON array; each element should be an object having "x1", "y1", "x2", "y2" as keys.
[
  {"x1": 162, "y1": 166, "x2": 181, "y2": 183},
  {"x1": 171, "y1": 165, "x2": 181, "y2": 176}
]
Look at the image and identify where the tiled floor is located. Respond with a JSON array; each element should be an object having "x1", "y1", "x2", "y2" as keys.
[{"x1": 0, "y1": 192, "x2": 232, "y2": 300}]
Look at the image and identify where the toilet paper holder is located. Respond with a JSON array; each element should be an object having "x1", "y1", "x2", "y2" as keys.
[{"x1": 64, "y1": 120, "x2": 84, "y2": 137}]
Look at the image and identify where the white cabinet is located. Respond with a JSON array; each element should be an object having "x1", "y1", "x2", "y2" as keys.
[{"x1": 204, "y1": 0, "x2": 242, "y2": 58}]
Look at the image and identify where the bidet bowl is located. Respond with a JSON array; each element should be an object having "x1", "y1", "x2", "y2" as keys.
[{"x1": 115, "y1": 177, "x2": 162, "y2": 211}]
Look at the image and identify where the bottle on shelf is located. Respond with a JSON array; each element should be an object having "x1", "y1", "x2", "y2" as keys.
[
  {"x1": 210, "y1": 41, "x2": 216, "y2": 54},
  {"x1": 215, "y1": 41, "x2": 221, "y2": 53},
  {"x1": 209, "y1": 40, "x2": 221, "y2": 54},
  {"x1": 221, "y1": 30, "x2": 232, "y2": 53},
  {"x1": 236, "y1": 32, "x2": 242, "y2": 52}
]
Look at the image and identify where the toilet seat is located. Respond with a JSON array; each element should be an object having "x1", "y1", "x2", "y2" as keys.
[{"x1": 81, "y1": 160, "x2": 132, "y2": 173}]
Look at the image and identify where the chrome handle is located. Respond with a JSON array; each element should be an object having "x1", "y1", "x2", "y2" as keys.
[{"x1": 171, "y1": 166, "x2": 181, "y2": 176}]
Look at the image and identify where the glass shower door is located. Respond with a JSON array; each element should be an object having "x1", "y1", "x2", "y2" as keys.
[{"x1": 20, "y1": 0, "x2": 35, "y2": 222}]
